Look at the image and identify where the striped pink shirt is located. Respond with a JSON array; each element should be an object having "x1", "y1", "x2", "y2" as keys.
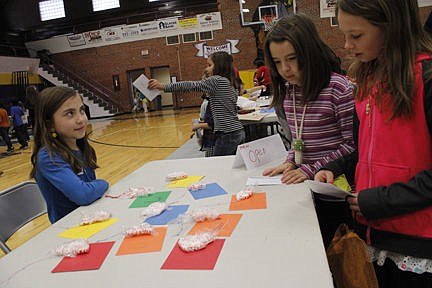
[{"x1": 283, "y1": 73, "x2": 355, "y2": 179}]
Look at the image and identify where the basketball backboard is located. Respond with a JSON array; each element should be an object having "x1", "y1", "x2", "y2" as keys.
[{"x1": 239, "y1": 0, "x2": 296, "y2": 27}]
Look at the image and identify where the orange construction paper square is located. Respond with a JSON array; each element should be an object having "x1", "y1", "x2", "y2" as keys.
[
  {"x1": 229, "y1": 192, "x2": 267, "y2": 211},
  {"x1": 116, "y1": 227, "x2": 167, "y2": 255},
  {"x1": 188, "y1": 214, "x2": 242, "y2": 237}
]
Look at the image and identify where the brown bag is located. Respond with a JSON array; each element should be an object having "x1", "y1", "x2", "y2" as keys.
[{"x1": 326, "y1": 223, "x2": 379, "y2": 288}]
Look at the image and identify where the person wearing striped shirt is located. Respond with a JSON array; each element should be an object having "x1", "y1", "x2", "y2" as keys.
[
  {"x1": 148, "y1": 51, "x2": 245, "y2": 156},
  {"x1": 262, "y1": 14, "x2": 356, "y2": 248},
  {"x1": 262, "y1": 13, "x2": 355, "y2": 185}
]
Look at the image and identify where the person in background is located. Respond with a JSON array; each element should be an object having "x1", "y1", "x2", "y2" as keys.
[
  {"x1": 315, "y1": 0, "x2": 432, "y2": 286},
  {"x1": 148, "y1": 51, "x2": 245, "y2": 156},
  {"x1": 253, "y1": 59, "x2": 272, "y2": 96},
  {"x1": 25, "y1": 85, "x2": 38, "y2": 128},
  {"x1": 30, "y1": 86, "x2": 109, "y2": 223},
  {"x1": 193, "y1": 70, "x2": 216, "y2": 157},
  {"x1": 0, "y1": 103, "x2": 14, "y2": 153},
  {"x1": 18, "y1": 101, "x2": 30, "y2": 141},
  {"x1": 10, "y1": 100, "x2": 28, "y2": 149}
]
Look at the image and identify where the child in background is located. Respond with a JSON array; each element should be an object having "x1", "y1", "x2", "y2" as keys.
[
  {"x1": 193, "y1": 70, "x2": 215, "y2": 157},
  {"x1": 0, "y1": 103, "x2": 14, "y2": 153},
  {"x1": 253, "y1": 59, "x2": 272, "y2": 96},
  {"x1": 315, "y1": 0, "x2": 432, "y2": 286},
  {"x1": 262, "y1": 13, "x2": 355, "y2": 184},
  {"x1": 148, "y1": 51, "x2": 245, "y2": 156},
  {"x1": 30, "y1": 86, "x2": 109, "y2": 223},
  {"x1": 10, "y1": 100, "x2": 28, "y2": 149}
]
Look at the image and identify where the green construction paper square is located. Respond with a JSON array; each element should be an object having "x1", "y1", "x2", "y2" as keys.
[{"x1": 128, "y1": 191, "x2": 171, "y2": 208}]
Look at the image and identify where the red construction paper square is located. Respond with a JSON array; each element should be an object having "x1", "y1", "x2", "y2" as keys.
[
  {"x1": 52, "y1": 241, "x2": 115, "y2": 273},
  {"x1": 161, "y1": 239, "x2": 225, "y2": 270}
]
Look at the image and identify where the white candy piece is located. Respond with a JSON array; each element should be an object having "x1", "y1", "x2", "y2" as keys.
[
  {"x1": 141, "y1": 202, "x2": 167, "y2": 217},
  {"x1": 55, "y1": 238, "x2": 90, "y2": 257},
  {"x1": 125, "y1": 223, "x2": 153, "y2": 237},
  {"x1": 124, "y1": 186, "x2": 155, "y2": 198},
  {"x1": 187, "y1": 183, "x2": 206, "y2": 191},
  {"x1": 166, "y1": 171, "x2": 188, "y2": 181},
  {"x1": 236, "y1": 189, "x2": 253, "y2": 201},
  {"x1": 178, "y1": 232, "x2": 216, "y2": 252},
  {"x1": 80, "y1": 210, "x2": 111, "y2": 225},
  {"x1": 190, "y1": 208, "x2": 220, "y2": 222}
]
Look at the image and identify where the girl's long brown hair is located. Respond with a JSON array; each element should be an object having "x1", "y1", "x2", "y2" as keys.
[
  {"x1": 337, "y1": 0, "x2": 432, "y2": 118},
  {"x1": 30, "y1": 86, "x2": 98, "y2": 179}
]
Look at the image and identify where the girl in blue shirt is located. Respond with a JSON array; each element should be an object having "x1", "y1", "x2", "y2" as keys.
[{"x1": 30, "y1": 87, "x2": 109, "y2": 223}]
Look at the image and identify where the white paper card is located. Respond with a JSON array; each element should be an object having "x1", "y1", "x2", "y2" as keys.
[
  {"x1": 232, "y1": 134, "x2": 287, "y2": 170},
  {"x1": 246, "y1": 176, "x2": 282, "y2": 186},
  {"x1": 132, "y1": 74, "x2": 160, "y2": 101},
  {"x1": 304, "y1": 180, "x2": 353, "y2": 199}
]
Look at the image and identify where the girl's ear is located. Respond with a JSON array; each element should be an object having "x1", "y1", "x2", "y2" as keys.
[{"x1": 46, "y1": 120, "x2": 55, "y2": 131}]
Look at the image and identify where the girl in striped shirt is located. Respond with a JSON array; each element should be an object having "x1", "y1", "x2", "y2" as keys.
[
  {"x1": 262, "y1": 13, "x2": 356, "y2": 184},
  {"x1": 148, "y1": 51, "x2": 245, "y2": 156}
]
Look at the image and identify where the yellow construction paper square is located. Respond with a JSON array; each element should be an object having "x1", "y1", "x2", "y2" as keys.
[
  {"x1": 165, "y1": 175, "x2": 204, "y2": 188},
  {"x1": 58, "y1": 218, "x2": 119, "y2": 239}
]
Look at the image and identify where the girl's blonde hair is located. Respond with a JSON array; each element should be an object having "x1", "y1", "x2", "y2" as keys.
[
  {"x1": 337, "y1": 0, "x2": 432, "y2": 118},
  {"x1": 30, "y1": 86, "x2": 97, "y2": 178}
]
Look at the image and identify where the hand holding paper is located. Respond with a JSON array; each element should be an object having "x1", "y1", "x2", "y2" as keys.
[
  {"x1": 305, "y1": 174, "x2": 353, "y2": 199},
  {"x1": 132, "y1": 75, "x2": 161, "y2": 101},
  {"x1": 147, "y1": 79, "x2": 164, "y2": 90}
]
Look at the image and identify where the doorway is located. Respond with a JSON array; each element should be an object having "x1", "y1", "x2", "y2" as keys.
[
  {"x1": 127, "y1": 68, "x2": 145, "y2": 112},
  {"x1": 150, "y1": 66, "x2": 173, "y2": 107}
]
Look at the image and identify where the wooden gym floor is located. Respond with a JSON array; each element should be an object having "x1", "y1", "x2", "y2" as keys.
[{"x1": 0, "y1": 107, "x2": 200, "y2": 257}]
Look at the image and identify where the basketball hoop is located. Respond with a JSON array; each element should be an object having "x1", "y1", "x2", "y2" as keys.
[{"x1": 262, "y1": 15, "x2": 277, "y2": 31}]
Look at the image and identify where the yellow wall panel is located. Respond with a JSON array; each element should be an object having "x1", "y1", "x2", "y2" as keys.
[{"x1": 0, "y1": 73, "x2": 42, "y2": 85}]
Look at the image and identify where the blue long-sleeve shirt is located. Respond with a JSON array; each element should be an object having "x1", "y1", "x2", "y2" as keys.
[
  {"x1": 35, "y1": 147, "x2": 109, "y2": 223},
  {"x1": 10, "y1": 105, "x2": 24, "y2": 127}
]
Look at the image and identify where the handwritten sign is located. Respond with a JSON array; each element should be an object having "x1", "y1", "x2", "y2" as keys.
[{"x1": 232, "y1": 134, "x2": 287, "y2": 170}]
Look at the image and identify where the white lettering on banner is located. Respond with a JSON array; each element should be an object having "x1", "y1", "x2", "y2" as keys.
[{"x1": 233, "y1": 134, "x2": 287, "y2": 170}]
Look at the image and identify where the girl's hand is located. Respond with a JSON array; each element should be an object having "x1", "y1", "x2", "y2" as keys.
[
  {"x1": 262, "y1": 163, "x2": 295, "y2": 177},
  {"x1": 282, "y1": 168, "x2": 308, "y2": 184},
  {"x1": 148, "y1": 79, "x2": 164, "y2": 90},
  {"x1": 346, "y1": 194, "x2": 363, "y2": 217},
  {"x1": 314, "y1": 170, "x2": 335, "y2": 184}
]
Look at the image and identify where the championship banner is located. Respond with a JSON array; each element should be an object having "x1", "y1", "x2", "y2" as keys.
[{"x1": 194, "y1": 39, "x2": 240, "y2": 58}]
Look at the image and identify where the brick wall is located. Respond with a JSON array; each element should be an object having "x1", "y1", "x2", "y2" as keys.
[{"x1": 52, "y1": 0, "x2": 431, "y2": 111}]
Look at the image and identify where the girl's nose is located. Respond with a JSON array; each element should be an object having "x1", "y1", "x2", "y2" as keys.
[
  {"x1": 344, "y1": 39, "x2": 354, "y2": 50},
  {"x1": 281, "y1": 62, "x2": 290, "y2": 73},
  {"x1": 77, "y1": 111, "x2": 87, "y2": 123}
]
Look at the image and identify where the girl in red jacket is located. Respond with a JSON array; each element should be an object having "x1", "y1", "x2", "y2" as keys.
[{"x1": 315, "y1": 0, "x2": 432, "y2": 286}]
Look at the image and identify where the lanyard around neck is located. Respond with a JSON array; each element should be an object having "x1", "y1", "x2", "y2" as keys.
[{"x1": 292, "y1": 86, "x2": 307, "y2": 140}]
